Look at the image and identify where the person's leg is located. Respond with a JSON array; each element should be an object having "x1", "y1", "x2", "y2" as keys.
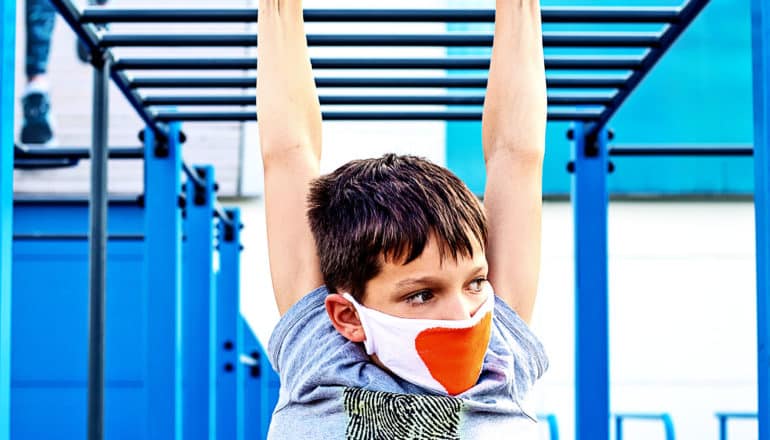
[
  {"x1": 22, "y1": 0, "x2": 56, "y2": 145},
  {"x1": 25, "y1": 0, "x2": 55, "y2": 83}
]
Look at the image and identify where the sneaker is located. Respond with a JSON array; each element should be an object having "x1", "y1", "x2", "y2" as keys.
[{"x1": 20, "y1": 90, "x2": 56, "y2": 147}]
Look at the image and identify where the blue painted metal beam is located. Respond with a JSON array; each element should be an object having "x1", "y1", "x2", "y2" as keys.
[
  {"x1": 571, "y1": 123, "x2": 610, "y2": 440},
  {"x1": 183, "y1": 165, "x2": 217, "y2": 440},
  {"x1": 0, "y1": 1, "x2": 15, "y2": 439},
  {"x1": 588, "y1": 0, "x2": 709, "y2": 137},
  {"x1": 615, "y1": 413, "x2": 675, "y2": 440},
  {"x1": 217, "y1": 209, "x2": 241, "y2": 440},
  {"x1": 753, "y1": 0, "x2": 770, "y2": 438},
  {"x1": 81, "y1": 7, "x2": 685, "y2": 24},
  {"x1": 144, "y1": 123, "x2": 183, "y2": 440}
]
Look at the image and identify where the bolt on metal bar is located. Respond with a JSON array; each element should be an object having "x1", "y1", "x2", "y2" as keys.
[
  {"x1": 131, "y1": 76, "x2": 629, "y2": 89},
  {"x1": 154, "y1": 108, "x2": 603, "y2": 122},
  {"x1": 87, "y1": 54, "x2": 110, "y2": 440},
  {"x1": 587, "y1": 0, "x2": 709, "y2": 137},
  {"x1": 48, "y1": 0, "x2": 168, "y2": 142},
  {"x1": 143, "y1": 94, "x2": 614, "y2": 107},
  {"x1": 178, "y1": 163, "x2": 234, "y2": 229},
  {"x1": 114, "y1": 55, "x2": 645, "y2": 71},
  {"x1": 101, "y1": 32, "x2": 661, "y2": 48},
  {"x1": 81, "y1": 7, "x2": 683, "y2": 24}
]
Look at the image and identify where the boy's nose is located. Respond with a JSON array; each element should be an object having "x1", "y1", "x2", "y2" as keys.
[{"x1": 441, "y1": 294, "x2": 477, "y2": 321}]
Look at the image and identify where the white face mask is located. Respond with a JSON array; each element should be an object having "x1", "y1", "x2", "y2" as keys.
[{"x1": 342, "y1": 286, "x2": 494, "y2": 396}]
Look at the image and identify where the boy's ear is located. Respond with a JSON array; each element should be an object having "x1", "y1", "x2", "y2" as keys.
[{"x1": 324, "y1": 293, "x2": 366, "y2": 343}]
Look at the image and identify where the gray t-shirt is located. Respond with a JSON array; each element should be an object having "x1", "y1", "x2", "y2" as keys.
[{"x1": 267, "y1": 286, "x2": 548, "y2": 439}]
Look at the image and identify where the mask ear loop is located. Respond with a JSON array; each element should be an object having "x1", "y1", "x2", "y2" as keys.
[{"x1": 341, "y1": 293, "x2": 376, "y2": 355}]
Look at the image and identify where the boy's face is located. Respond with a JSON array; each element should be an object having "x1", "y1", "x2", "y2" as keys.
[{"x1": 361, "y1": 234, "x2": 489, "y2": 320}]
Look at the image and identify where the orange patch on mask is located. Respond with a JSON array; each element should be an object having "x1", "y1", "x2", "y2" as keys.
[{"x1": 414, "y1": 312, "x2": 492, "y2": 396}]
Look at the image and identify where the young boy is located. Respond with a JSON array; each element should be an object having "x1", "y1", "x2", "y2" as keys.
[{"x1": 257, "y1": 0, "x2": 548, "y2": 438}]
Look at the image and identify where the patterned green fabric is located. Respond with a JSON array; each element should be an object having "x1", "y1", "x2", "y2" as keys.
[{"x1": 344, "y1": 388, "x2": 463, "y2": 440}]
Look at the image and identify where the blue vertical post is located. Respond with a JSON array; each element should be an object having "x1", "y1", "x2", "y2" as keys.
[
  {"x1": 216, "y1": 209, "x2": 241, "y2": 440},
  {"x1": 144, "y1": 123, "x2": 183, "y2": 440},
  {"x1": 183, "y1": 165, "x2": 217, "y2": 440},
  {"x1": 571, "y1": 123, "x2": 610, "y2": 440},
  {"x1": 753, "y1": 1, "x2": 770, "y2": 439},
  {"x1": 0, "y1": 1, "x2": 14, "y2": 440}
]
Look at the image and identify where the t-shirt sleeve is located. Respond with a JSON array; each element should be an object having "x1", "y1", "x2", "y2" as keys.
[
  {"x1": 492, "y1": 296, "x2": 549, "y2": 396},
  {"x1": 267, "y1": 286, "x2": 361, "y2": 396}
]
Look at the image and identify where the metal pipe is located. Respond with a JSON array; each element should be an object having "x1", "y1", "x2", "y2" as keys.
[
  {"x1": 14, "y1": 146, "x2": 144, "y2": 159},
  {"x1": 155, "y1": 108, "x2": 603, "y2": 122},
  {"x1": 132, "y1": 76, "x2": 629, "y2": 89},
  {"x1": 101, "y1": 32, "x2": 661, "y2": 48},
  {"x1": 144, "y1": 94, "x2": 614, "y2": 107},
  {"x1": 115, "y1": 55, "x2": 644, "y2": 71},
  {"x1": 609, "y1": 145, "x2": 753, "y2": 156},
  {"x1": 87, "y1": 54, "x2": 110, "y2": 440},
  {"x1": 47, "y1": 0, "x2": 168, "y2": 141},
  {"x1": 587, "y1": 0, "x2": 709, "y2": 136},
  {"x1": 81, "y1": 7, "x2": 682, "y2": 24}
]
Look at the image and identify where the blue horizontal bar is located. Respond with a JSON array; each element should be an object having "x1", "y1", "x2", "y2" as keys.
[
  {"x1": 81, "y1": 7, "x2": 683, "y2": 24},
  {"x1": 610, "y1": 145, "x2": 753, "y2": 157},
  {"x1": 14, "y1": 146, "x2": 144, "y2": 159},
  {"x1": 132, "y1": 76, "x2": 628, "y2": 89},
  {"x1": 114, "y1": 55, "x2": 644, "y2": 71},
  {"x1": 101, "y1": 32, "x2": 661, "y2": 48},
  {"x1": 155, "y1": 109, "x2": 602, "y2": 122},
  {"x1": 143, "y1": 94, "x2": 613, "y2": 106}
]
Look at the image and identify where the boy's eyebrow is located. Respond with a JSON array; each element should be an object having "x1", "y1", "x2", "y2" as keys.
[{"x1": 394, "y1": 265, "x2": 488, "y2": 289}]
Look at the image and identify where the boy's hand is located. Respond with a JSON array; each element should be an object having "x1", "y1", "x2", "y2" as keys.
[{"x1": 481, "y1": 0, "x2": 546, "y2": 324}]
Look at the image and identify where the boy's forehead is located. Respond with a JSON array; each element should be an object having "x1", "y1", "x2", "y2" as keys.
[{"x1": 376, "y1": 237, "x2": 487, "y2": 284}]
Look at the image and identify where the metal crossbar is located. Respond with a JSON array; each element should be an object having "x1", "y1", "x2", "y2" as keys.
[
  {"x1": 46, "y1": 0, "x2": 707, "y2": 132},
  {"x1": 80, "y1": 7, "x2": 684, "y2": 24},
  {"x1": 100, "y1": 32, "x2": 662, "y2": 48},
  {"x1": 114, "y1": 55, "x2": 646, "y2": 71}
]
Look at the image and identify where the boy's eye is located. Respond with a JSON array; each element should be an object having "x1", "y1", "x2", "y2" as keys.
[
  {"x1": 405, "y1": 290, "x2": 434, "y2": 305},
  {"x1": 469, "y1": 278, "x2": 488, "y2": 293}
]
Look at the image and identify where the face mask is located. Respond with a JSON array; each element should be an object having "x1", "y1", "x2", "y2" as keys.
[{"x1": 342, "y1": 286, "x2": 494, "y2": 396}]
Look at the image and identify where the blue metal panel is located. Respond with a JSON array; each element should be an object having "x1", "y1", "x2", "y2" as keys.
[
  {"x1": 216, "y1": 209, "x2": 241, "y2": 440},
  {"x1": 13, "y1": 199, "x2": 144, "y2": 236},
  {"x1": 11, "y1": 235, "x2": 145, "y2": 439},
  {"x1": 183, "y1": 166, "x2": 217, "y2": 440},
  {"x1": 241, "y1": 321, "x2": 279, "y2": 440},
  {"x1": 752, "y1": 0, "x2": 770, "y2": 439},
  {"x1": 571, "y1": 123, "x2": 610, "y2": 440},
  {"x1": 144, "y1": 123, "x2": 183, "y2": 440},
  {"x1": 0, "y1": 1, "x2": 15, "y2": 438}
]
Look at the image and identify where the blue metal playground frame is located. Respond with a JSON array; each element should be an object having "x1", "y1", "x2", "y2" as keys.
[
  {"x1": 0, "y1": 1, "x2": 15, "y2": 440},
  {"x1": 753, "y1": 0, "x2": 770, "y2": 439},
  {"x1": 4, "y1": 0, "x2": 770, "y2": 439}
]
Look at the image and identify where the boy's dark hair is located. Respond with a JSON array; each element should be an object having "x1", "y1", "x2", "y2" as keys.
[{"x1": 307, "y1": 154, "x2": 487, "y2": 301}]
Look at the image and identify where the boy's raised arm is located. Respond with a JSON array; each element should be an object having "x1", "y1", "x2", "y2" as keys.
[
  {"x1": 481, "y1": 0, "x2": 547, "y2": 324},
  {"x1": 257, "y1": 0, "x2": 324, "y2": 315}
]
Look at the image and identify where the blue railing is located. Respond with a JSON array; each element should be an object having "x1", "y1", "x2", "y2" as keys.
[
  {"x1": 615, "y1": 413, "x2": 675, "y2": 440},
  {"x1": 715, "y1": 412, "x2": 757, "y2": 440}
]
